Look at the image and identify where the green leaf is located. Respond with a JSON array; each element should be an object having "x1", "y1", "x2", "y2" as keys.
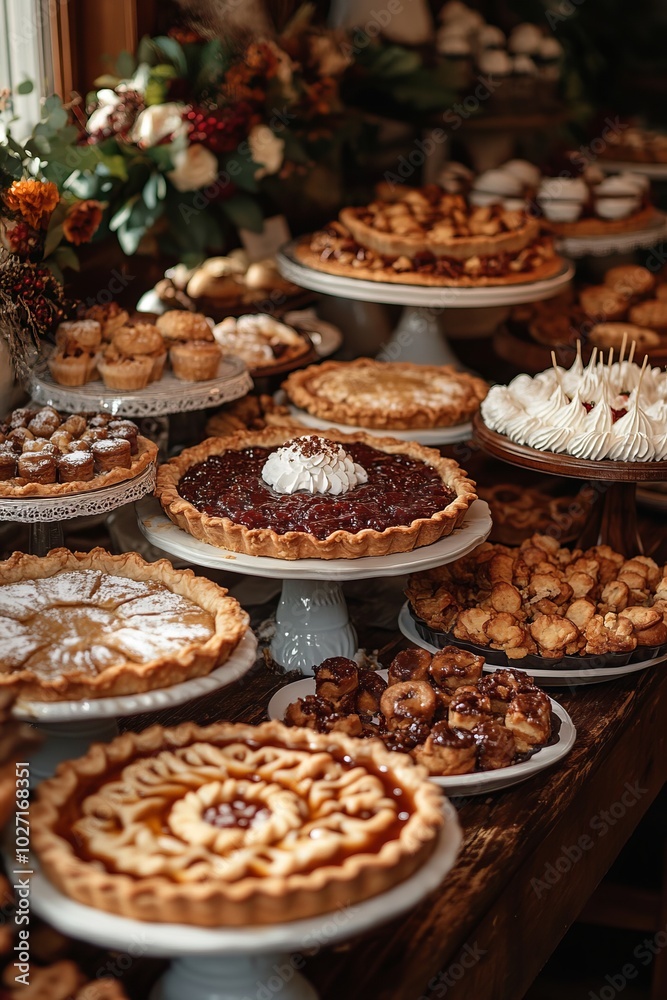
[
  {"x1": 115, "y1": 50, "x2": 137, "y2": 79},
  {"x1": 43, "y1": 223, "x2": 64, "y2": 258},
  {"x1": 221, "y1": 193, "x2": 264, "y2": 232},
  {"x1": 152, "y1": 36, "x2": 187, "y2": 75},
  {"x1": 109, "y1": 195, "x2": 139, "y2": 232},
  {"x1": 17, "y1": 80, "x2": 34, "y2": 95},
  {"x1": 146, "y1": 144, "x2": 176, "y2": 172},
  {"x1": 51, "y1": 245, "x2": 80, "y2": 271},
  {"x1": 117, "y1": 223, "x2": 145, "y2": 255},
  {"x1": 92, "y1": 75, "x2": 120, "y2": 89}
]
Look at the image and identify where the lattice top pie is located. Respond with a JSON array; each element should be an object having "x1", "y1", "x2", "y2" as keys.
[
  {"x1": 32, "y1": 720, "x2": 445, "y2": 926},
  {"x1": 0, "y1": 548, "x2": 248, "y2": 701},
  {"x1": 284, "y1": 359, "x2": 488, "y2": 430}
]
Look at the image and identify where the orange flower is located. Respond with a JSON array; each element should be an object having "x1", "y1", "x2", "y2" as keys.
[
  {"x1": 2, "y1": 180, "x2": 59, "y2": 229},
  {"x1": 62, "y1": 200, "x2": 103, "y2": 245}
]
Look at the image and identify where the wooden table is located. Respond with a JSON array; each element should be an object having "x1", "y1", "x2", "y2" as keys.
[{"x1": 119, "y1": 620, "x2": 667, "y2": 1000}]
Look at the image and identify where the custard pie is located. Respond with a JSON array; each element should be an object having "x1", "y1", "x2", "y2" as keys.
[
  {"x1": 156, "y1": 429, "x2": 477, "y2": 559},
  {"x1": 0, "y1": 548, "x2": 248, "y2": 701},
  {"x1": 284, "y1": 359, "x2": 488, "y2": 430},
  {"x1": 32, "y1": 720, "x2": 445, "y2": 926}
]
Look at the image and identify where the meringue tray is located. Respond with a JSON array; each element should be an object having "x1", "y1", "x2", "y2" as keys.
[{"x1": 407, "y1": 603, "x2": 667, "y2": 672}]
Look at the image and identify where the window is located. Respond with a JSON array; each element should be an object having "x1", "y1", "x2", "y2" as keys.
[{"x1": 0, "y1": 0, "x2": 55, "y2": 137}]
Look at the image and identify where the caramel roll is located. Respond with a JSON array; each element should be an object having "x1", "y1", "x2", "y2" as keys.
[
  {"x1": 283, "y1": 695, "x2": 362, "y2": 736},
  {"x1": 448, "y1": 685, "x2": 492, "y2": 731},
  {"x1": 8, "y1": 407, "x2": 36, "y2": 429},
  {"x1": 50, "y1": 429, "x2": 74, "y2": 453},
  {"x1": 478, "y1": 668, "x2": 535, "y2": 716},
  {"x1": 27, "y1": 407, "x2": 61, "y2": 438},
  {"x1": 314, "y1": 657, "x2": 358, "y2": 710},
  {"x1": 383, "y1": 719, "x2": 431, "y2": 752},
  {"x1": 387, "y1": 647, "x2": 431, "y2": 686},
  {"x1": 21, "y1": 439, "x2": 57, "y2": 454},
  {"x1": 58, "y1": 451, "x2": 95, "y2": 483},
  {"x1": 17, "y1": 452, "x2": 57, "y2": 484},
  {"x1": 70, "y1": 440, "x2": 92, "y2": 453},
  {"x1": 380, "y1": 679, "x2": 437, "y2": 730},
  {"x1": 414, "y1": 721, "x2": 477, "y2": 776},
  {"x1": 472, "y1": 720, "x2": 517, "y2": 771},
  {"x1": 355, "y1": 668, "x2": 388, "y2": 716},
  {"x1": 7, "y1": 427, "x2": 34, "y2": 451},
  {"x1": 0, "y1": 448, "x2": 17, "y2": 480},
  {"x1": 504, "y1": 690, "x2": 551, "y2": 752},
  {"x1": 91, "y1": 438, "x2": 131, "y2": 472},
  {"x1": 429, "y1": 645, "x2": 484, "y2": 691},
  {"x1": 60, "y1": 414, "x2": 87, "y2": 437},
  {"x1": 107, "y1": 420, "x2": 139, "y2": 455},
  {"x1": 80, "y1": 427, "x2": 109, "y2": 444}
]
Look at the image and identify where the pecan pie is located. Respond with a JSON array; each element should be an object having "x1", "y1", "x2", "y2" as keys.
[
  {"x1": 0, "y1": 548, "x2": 248, "y2": 701},
  {"x1": 0, "y1": 407, "x2": 156, "y2": 498},
  {"x1": 297, "y1": 186, "x2": 562, "y2": 286},
  {"x1": 156, "y1": 429, "x2": 477, "y2": 559},
  {"x1": 32, "y1": 720, "x2": 445, "y2": 926},
  {"x1": 284, "y1": 359, "x2": 488, "y2": 430}
]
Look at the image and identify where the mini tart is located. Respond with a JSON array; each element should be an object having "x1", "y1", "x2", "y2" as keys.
[
  {"x1": 284, "y1": 359, "x2": 488, "y2": 430},
  {"x1": 0, "y1": 547, "x2": 249, "y2": 702},
  {"x1": 32, "y1": 720, "x2": 445, "y2": 926},
  {"x1": 0, "y1": 435, "x2": 156, "y2": 498},
  {"x1": 546, "y1": 204, "x2": 656, "y2": 237},
  {"x1": 156, "y1": 428, "x2": 477, "y2": 560}
]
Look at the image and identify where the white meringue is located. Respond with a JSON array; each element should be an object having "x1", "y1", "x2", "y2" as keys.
[{"x1": 261, "y1": 436, "x2": 368, "y2": 495}]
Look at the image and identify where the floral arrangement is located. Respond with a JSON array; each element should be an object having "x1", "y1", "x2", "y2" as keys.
[{"x1": 70, "y1": 18, "x2": 359, "y2": 263}]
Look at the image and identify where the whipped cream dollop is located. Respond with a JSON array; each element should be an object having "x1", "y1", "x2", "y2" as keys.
[
  {"x1": 261, "y1": 436, "x2": 368, "y2": 496},
  {"x1": 480, "y1": 351, "x2": 667, "y2": 463}
]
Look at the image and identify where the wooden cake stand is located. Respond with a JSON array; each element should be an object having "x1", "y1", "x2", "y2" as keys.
[{"x1": 472, "y1": 413, "x2": 667, "y2": 556}]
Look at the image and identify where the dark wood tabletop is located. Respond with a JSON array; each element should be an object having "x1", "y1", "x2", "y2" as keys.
[{"x1": 117, "y1": 612, "x2": 667, "y2": 1000}]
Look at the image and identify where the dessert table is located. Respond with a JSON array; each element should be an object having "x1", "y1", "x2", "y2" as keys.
[{"x1": 108, "y1": 615, "x2": 667, "y2": 1000}]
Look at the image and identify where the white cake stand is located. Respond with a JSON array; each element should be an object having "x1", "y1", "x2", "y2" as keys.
[
  {"x1": 397, "y1": 602, "x2": 667, "y2": 687},
  {"x1": 0, "y1": 461, "x2": 156, "y2": 556},
  {"x1": 277, "y1": 242, "x2": 574, "y2": 367},
  {"x1": 555, "y1": 212, "x2": 667, "y2": 258},
  {"x1": 29, "y1": 801, "x2": 461, "y2": 1000},
  {"x1": 14, "y1": 631, "x2": 257, "y2": 781},
  {"x1": 598, "y1": 160, "x2": 667, "y2": 180},
  {"x1": 27, "y1": 353, "x2": 252, "y2": 418},
  {"x1": 285, "y1": 404, "x2": 472, "y2": 446},
  {"x1": 136, "y1": 498, "x2": 492, "y2": 673}
]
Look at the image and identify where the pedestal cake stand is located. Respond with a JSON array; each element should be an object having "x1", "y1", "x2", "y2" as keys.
[
  {"x1": 13, "y1": 631, "x2": 258, "y2": 781},
  {"x1": 30, "y1": 801, "x2": 461, "y2": 1000},
  {"x1": 136, "y1": 498, "x2": 492, "y2": 673},
  {"x1": 555, "y1": 212, "x2": 667, "y2": 259},
  {"x1": 0, "y1": 462, "x2": 157, "y2": 556},
  {"x1": 277, "y1": 241, "x2": 574, "y2": 367},
  {"x1": 473, "y1": 412, "x2": 667, "y2": 557},
  {"x1": 284, "y1": 403, "x2": 473, "y2": 446}
]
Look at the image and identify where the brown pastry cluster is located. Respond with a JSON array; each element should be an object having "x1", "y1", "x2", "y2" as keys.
[
  {"x1": 0, "y1": 406, "x2": 139, "y2": 486},
  {"x1": 516, "y1": 265, "x2": 667, "y2": 352},
  {"x1": 283, "y1": 652, "x2": 552, "y2": 775},
  {"x1": 407, "y1": 535, "x2": 667, "y2": 660},
  {"x1": 479, "y1": 481, "x2": 594, "y2": 545},
  {"x1": 48, "y1": 306, "x2": 224, "y2": 389},
  {"x1": 205, "y1": 394, "x2": 292, "y2": 437},
  {"x1": 600, "y1": 127, "x2": 667, "y2": 164},
  {"x1": 0, "y1": 959, "x2": 128, "y2": 999},
  {"x1": 155, "y1": 253, "x2": 301, "y2": 315}
]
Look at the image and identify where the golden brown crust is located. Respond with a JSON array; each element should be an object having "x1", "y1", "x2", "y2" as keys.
[
  {"x1": 0, "y1": 436, "x2": 157, "y2": 498},
  {"x1": 547, "y1": 205, "x2": 657, "y2": 237},
  {"x1": 156, "y1": 428, "x2": 478, "y2": 560},
  {"x1": 32, "y1": 720, "x2": 445, "y2": 927},
  {"x1": 295, "y1": 240, "x2": 564, "y2": 287},
  {"x1": 283, "y1": 359, "x2": 488, "y2": 430},
  {"x1": 0, "y1": 547, "x2": 249, "y2": 702}
]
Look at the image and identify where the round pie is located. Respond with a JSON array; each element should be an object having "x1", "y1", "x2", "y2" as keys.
[
  {"x1": 212, "y1": 314, "x2": 313, "y2": 373},
  {"x1": 156, "y1": 428, "x2": 477, "y2": 559},
  {"x1": 0, "y1": 548, "x2": 249, "y2": 701},
  {"x1": 283, "y1": 359, "x2": 488, "y2": 430},
  {"x1": 546, "y1": 204, "x2": 656, "y2": 237},
  {"x1": 32, "y1": 720, "x2": 445, "y2": 926}
]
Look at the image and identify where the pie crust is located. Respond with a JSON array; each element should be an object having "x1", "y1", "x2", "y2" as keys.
[
  {"x1": 156, "y1": 428, "x2": 477, "y2": 559},
  {"x1": 0, "y1": 547, "x2": 249, "y2": 701},
  {"x1": 212, "y1": 315, "x2": 314, "y2": 375},
  {"x1": 32, "y1": 720, "x2": 445, "y2": 926},
  {"x1": 546, "y1": 204, "x2": 657, "y2": 237},
  {"x1": 283, "y1": 359, "x2": 488, "y2": 430},
  {"x1": 0, "y1": 435, "x2": 157, "y2": 498}
]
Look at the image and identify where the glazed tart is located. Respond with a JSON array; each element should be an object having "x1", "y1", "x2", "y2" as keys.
[
  {"x1": 283, "y1": 359, "x2": 488, "y2": 430},
  {"x1": 32, "y1": 720, "x2": 445, "y2": 926},
  {"x1": 297, "y1": 186, "x2": 562, "y2": 286},
  {"x1": 0, "y1": 407, "x2": 156, "y2": 498},
  {"x1": 156, "y1": 429, "x2": 477, "y2": 559},
  {"x1": 0, "y1": 548, "x2": 248, "y2": 701}
]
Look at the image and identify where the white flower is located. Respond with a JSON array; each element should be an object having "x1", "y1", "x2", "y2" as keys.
[
  {"x1": 87, "y1": 89, "x2": 122, "y2": 134},
  {"x1": 248, "y1": 125, "x2": 285, "y2": 180},
  {"x1": 131, "y1": 102, "x2": 188, "y2": 148},
  {"x1": 168, "y1": 143, "x2": 219, "y2": 192},
  {"x1": 309, "y1": 35, "x2": 351, "y2": 77}
]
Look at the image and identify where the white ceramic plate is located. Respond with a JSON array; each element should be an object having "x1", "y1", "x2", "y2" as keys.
[
  {"x1": 29, "y1": 803, "x2": 461, "y2": 954},
  {"x1": 268, "y1": 672, "x2": 575, "y2": 796},
  {"x1": 12, "y1": 631, "x2": 258, "y2": 722},
  {"x1": 286, "y1": 404, "x2": 473, "y2": 445},
  {"x1": 276, "y1": 243, "x2": 575, "y2": 308},
  {"x1": 598, "y1": 160, "x2": 667, "y2": 179},
  {"x1": 136, "y1": 498, "x2": 492, "y2": 582},
  {"x1": 556, "y1": 212, "x2": 667, "y2": 258},
  {"x1": 398, "y1": 602, "x2": 667, "y2": 687}
]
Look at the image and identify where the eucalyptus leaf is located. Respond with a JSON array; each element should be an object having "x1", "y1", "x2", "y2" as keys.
[
  {"x1": 152, "y1": 36, "x2": 187, "y2": 75},
  {"x1": 109, "y1": 195, "x2": 139, "y2": 232},
  {"x1": 17, "y1": 80, "x2": 34, "y2": 95},
  {"x1": 115, "y1": 50, "x2": 137, "y2": 79}
]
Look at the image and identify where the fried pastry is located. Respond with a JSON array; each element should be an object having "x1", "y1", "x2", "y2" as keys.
[
  {"x1": 313, "y1": 657, "x2": 359, "y2": 711},
  {"x1": 414, "y1": 721, "x2": 476, "y2": 776},
  {"x1": 429, "y1": 645, "x2": 484, "y2": 691},
  {"x1": 505, "y1": 690, "x2": 552, "y2": 751},
  {"x1": 387, "y1": 647, "x2": 432, "y2": 685},
  {"x1": 472, "y1": 720, "x2": 517, "y2": 770},
  {"x1": 355, "y1": 668, "x2": 387, "y2": 716},
  {"x1": 381, "y1": 680, "x2": 437, "y2": 730},
  {"x1": 448, "y1": 685, "x2": 492, "y2": 731}
]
